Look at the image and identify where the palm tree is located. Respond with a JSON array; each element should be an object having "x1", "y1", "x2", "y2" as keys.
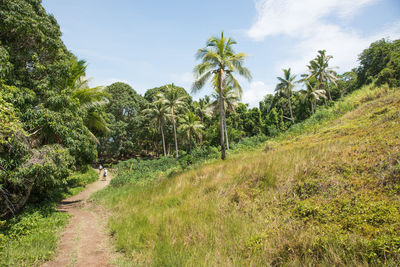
[
  {"x1": 193, "y1": 97, "x2": 209, "y2": 123},
  {"x1": 143, "y1": 102, "x2": 168, "y2": 156},
  {"x1": 178, "y1": 112, "x2": 204, "y2": 154},
  {"x1": 299, "y1": 76, "x2": 327, "y2": 114},
  {"x1": 208, "y1": 86, "x2": 240, "y2": 150},
  {"x1": 157, "y1": 84, "x2": 187, "y2": 159},
  {"x1": 192, "y1": 31, "x2": 251, "y2": 159},
  {"x1": 307, "y1": 50, "x2": 338, "y2": 101},
  {"x1": 69, "y1": 59, "x2": 110, "y2": 140},
  {"x1": 275, "y1": 68, "x2": 296, "y2": 123}
]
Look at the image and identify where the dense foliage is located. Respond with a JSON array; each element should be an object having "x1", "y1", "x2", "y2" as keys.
[
  {"x1": 0, "y1": 0, "x2": 103, "y2": 217},
  {"x1": 357, "y1": 39, "x2": 400, "y2": 87}
]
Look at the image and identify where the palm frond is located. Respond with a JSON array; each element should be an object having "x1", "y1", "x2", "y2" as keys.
[
  {"x1": 192, "y1": 70, "x2": 212, "y2": 93},
  {"x1": 226, "y1": 73, "x2": 243, "y2": 99}
]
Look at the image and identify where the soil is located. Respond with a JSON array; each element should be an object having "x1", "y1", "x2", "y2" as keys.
[{"x1": 42, "y1": 171, "x2": 117, "y2": 267}]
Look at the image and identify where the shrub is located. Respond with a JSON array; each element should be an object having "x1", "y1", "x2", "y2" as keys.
[
  {"x1": 230, "y1": 134, "x2": 268, "y2": 151},
  {"x1": 111, "y1": 156, "x2": 178, "y2": 187}
]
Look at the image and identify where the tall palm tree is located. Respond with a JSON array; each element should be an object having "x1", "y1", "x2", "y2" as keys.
[
  {"x1": 143, "y1": 102, "x2": 168, "y2": 156},
  {"x1": 178, "y1": 112, "x2": 204, "y2": 154},
  {"x1": 208, "y1": 86, "x2": 240, "y2": 150},
  {"x1": 299, "y1": 76, "x2": 327, "y2": 114},
  {"x1": 157, "y1": 84, "x2": 187, "y2": 159},
  {"x1": 307, "y1": 50, "x2": 338, "y2": 101},
  {"x1": 192, "y1": 31, "x2": 251, "y2": 159},
  {"x1": 275, "y1": 68, "x2": 296, "y2": 123}
]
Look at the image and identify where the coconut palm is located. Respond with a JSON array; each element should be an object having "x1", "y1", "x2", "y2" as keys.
[
  {"x1": 143, "y1": 102, "x2": 168, "y2": 156},
  {"x1": 157, "y1": 84, "x2": 187, "y2": 159},
  {"x1": 193, "y1": 97, "x2": 209, "y2": 123},
  {"x1": 275, "y1": 68, "x2": 296, "y2": 123},
  {"x1": 178, "y1": 112, "x2": 204, "y2": 154},
  {"x1": 192, "y1": 31, "x2": 251, "y2": 159},
  {"x1": 68, "y1": 59, "x2": 110, "y2": 140},
  {"x1": 307, "y1": 50, "x2": 338, "y2": 101},
  {"x1": 300, "y1": 76, "x2": 327, "y2": 114},
  {"x1": 208, "y1": 86, "x2": 240, "y2": 150}
]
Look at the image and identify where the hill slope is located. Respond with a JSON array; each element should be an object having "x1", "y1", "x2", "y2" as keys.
[{"x1": 96, "y1": 86, "x2": 400, "y2": 266}]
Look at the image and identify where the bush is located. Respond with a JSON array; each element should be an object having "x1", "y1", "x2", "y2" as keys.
[
  {"x1": 111, "y1": 157, "x2": 178, "y2": 187},
  {"x1": 111, "y1": 146, "x2": 222, "y2": 186},
  {"x1": 230, "y1": 134, "x2": 268, "y2": 151}
]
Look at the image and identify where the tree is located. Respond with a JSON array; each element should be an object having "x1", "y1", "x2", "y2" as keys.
[
  {"x1": 300, "y1": 76, "x2": 326, "y2": 114},
  {"x1": 275, "y1": 68, "x2": 296, "y2": 123},
  {"x1": 307, "y1": 50, "x2": 338, "y2": 101},
  {"x1": 208, "y1": 86, "x2": 240, "y2": 150},
  {"x1": 100, "y1": 82, "x2": 146, "y2": 160},
  {"x1": 157, "y1": 84, "x2": 187, "y2": 159},
  {"x1": 69, "y1": 59, "x2": 110, "y2": 140},
  {"x1": 0, "y1": 0, "x2": 99, "y2": 216},
  {"x1": 192, "y1": 31, "x2": 252, "y2": 159},
  {"x1": 178, "y1": 112, "x2": 204, "y2": 154},
  {"x1": 357, "y1": 39, "x2": 400, "y2": 88},
  {"x1": 143, "y1": 102, "x2": 168, "y2": 156},
  {"x1": 193, "y1": 97, "x2": 210, "y2": 123}
]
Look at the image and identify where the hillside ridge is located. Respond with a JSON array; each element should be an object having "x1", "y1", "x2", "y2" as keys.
[{"x1": 96, "y1": 86, "x2": 400, "y2": 266}]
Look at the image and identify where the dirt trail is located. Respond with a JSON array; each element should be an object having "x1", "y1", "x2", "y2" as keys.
[{"x1": 43, "y1": 171, "x2": 116, "y2": 267}]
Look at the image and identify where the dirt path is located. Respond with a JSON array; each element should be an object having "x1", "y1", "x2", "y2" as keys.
[{"x1": 43, "y1": 171, "x2": 116, "y2": 267}]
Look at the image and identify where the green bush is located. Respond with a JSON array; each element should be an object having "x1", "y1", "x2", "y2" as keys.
[
  {"x1": 111, "y1": 156, "x2": 178, "y2": 187},
  {"x1": 66, "y1": 167, "x2": 98, "y2": 187},
  {"x1": 230, "y1": 134, "x2": 268, "y2": 151}
]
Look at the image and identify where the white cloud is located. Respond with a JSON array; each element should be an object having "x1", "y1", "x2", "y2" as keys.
[
  {"x1": 278, "y1": 22, "x2": 400, "y2": 74},
  {"x1": 248, "y1": 0, "x2": 400, "y2": 75},
  {"x1": 242, "y1": 81, "x2": 275, "y2": 107},
  {"x1": 248, "y1": 0, "x2": 377, "y2": 40}
]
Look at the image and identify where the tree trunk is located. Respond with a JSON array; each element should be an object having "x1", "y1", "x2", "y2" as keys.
[
  {"x1": 189, "y1": 133, "x2": 192, "y2": 154},
  {"x1": 172, "y1": 117, "x2": 178, "y2": 159},
  {"x1": 319, "y1": 76, "x2": 328, "y2": 106},
  {"x1": 288, "y1": 94, "x2": 294, "y2": 123},
  {"x1": 311, "y1": 101, "x2": 314, "y2": 114},
  {"x1": 160, "y1": 121, "x2": 166, "y2": 156},
  {"x1": 218, "y1": 69, "x2": 226, "y2": 160},
  {"x1": 327, "y1": 85, "x2": 332, "y2": 101},
  {"x1": 13, "y1": 180, "x2": 35, "y2": 216},
  {"x1": 224, "y1": 115, "x2": 229, "y2": 150}
]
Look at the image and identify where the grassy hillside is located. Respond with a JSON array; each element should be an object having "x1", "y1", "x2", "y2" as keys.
[{"x1": 95, "y1": 85, "x2": 400, "y2": 266}]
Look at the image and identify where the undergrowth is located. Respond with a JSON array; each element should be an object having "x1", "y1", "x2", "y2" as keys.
[{"x1": 0, "y1": 167, "x2": 98, "y2": 266}]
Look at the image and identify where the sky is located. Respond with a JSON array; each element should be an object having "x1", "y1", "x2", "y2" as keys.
[{"x1": 42, "y1": 0, "x2": 400, "y2": 107}]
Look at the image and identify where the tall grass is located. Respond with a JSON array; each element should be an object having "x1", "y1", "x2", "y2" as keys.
[
  {"x1": 96, "y1": 86, "x2": 400, "y2": 266},
  {"x1": 277, "y1": 83, "x2": 391, "y2": 140}
]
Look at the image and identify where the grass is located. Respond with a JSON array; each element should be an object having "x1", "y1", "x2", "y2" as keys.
[
  {"x1": 0, "y1": 167, "x2": 98, "y2": 266},
  {"x1": 95, "y1": 84, "x2": 400, "y2": 266}
]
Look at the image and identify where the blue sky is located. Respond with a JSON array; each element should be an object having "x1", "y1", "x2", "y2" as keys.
[{"x1": 42, "y1": 0, "x2": 400, "y2": 107}]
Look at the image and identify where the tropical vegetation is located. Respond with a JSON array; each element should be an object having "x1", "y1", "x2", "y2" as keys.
[{"x1": 1, "y1": 1, "x2": 400, "y2": 266}]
